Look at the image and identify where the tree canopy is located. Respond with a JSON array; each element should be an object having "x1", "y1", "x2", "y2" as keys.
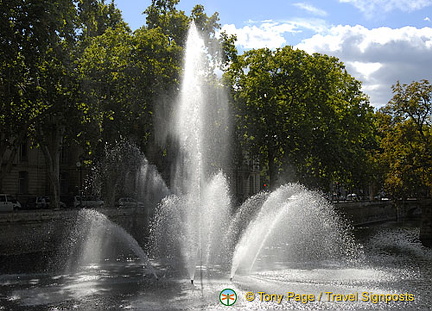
[
  {"x1": 2, "y1": 0, "x2": 430, "y2": 203},
  {"x1": 224, "y1": 46, "x2": 375, "y2": 190},
  {"x1": 377, "y1": 79, "x2": 432, "y2": 198}
]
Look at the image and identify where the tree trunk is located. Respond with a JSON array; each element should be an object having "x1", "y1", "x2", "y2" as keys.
[
  {"x1": 40, "y1": 122, "x2": 64, "y2": 209},
  {"x1": 420, "y1": 200, "x2": 432, "y2": 248},
  {"x1": 104, "y1": 173, "x2": 120, "y2": 208},
  {"x1": 369, "y1": 181, "x2": 378, "y2": 201},
  {"x1": 267, "y1": 146, "x2": 278, "y2": 190}
]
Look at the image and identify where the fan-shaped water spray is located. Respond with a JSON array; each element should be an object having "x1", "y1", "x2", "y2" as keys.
[
  {"x1": 229, "y1": 184, "x2": 360, "y2": 278},
  {"x1": 64, "y1": 209, "x2": 157, "y2": 279}
]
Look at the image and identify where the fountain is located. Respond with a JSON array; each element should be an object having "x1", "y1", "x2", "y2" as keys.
[
  {"x1": 149, "y1": 23, "x2": 234, "y2": 283},
  {"x1": 0, "y1": 23, "x2": 431, "y2": 310},
  {"x1": 150, "y1": 22, "x2": 360, "y2": 284}
]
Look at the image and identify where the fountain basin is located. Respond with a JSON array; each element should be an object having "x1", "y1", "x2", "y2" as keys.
[{"x1": 0, "y1": 221, "x2": 430, "y2": 310}]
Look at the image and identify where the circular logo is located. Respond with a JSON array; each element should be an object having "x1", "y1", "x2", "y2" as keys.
[{"x1": 219, "y1": 288, "x2": 237, "y2": 306}]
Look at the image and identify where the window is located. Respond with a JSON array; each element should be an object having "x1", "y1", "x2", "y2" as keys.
[
  {"x1": 19, "y1": 141, "x2": 28, "y2": 162},
  {"x1": 18, "y1": 171, "x2": 28, "y2": 194}
]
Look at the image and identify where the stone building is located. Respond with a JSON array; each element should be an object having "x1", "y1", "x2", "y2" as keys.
[
  {"x1": 0, "y1": 140, "x2": 85, "y2": 204},
  {"x1": 1, "y1": 141, "x2": 262, "y2": 206},
  {"x1": 230, "y1": 152, "x2": 262, "y2": 204}
]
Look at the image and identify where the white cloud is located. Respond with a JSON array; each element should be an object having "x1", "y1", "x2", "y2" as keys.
[
  {"x1": 296, "y1": 25, "x2": 432, "y2": 107},
  {"x1": 221, "y1": 23, "x2": 293, "y2": 49},
  {"x1": 220, "y1": 19, "x2": 328, "y2": 50},
  {"x1": 293, "y1": 3, "x2": 328, "y2": 16},
  {"x1": 220, "y1": 19, "x2": 432, "y2": 108},
  {"x1": 348, "y1": 61, "x2": 382, "y2": 80},
  {"x1": 340, "y1": 0, "x2": 432, "y2": 17}
]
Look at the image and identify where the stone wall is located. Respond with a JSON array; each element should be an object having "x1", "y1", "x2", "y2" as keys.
[
  {"x1": 333, "y1": 200, "x2": 423, "y2": 226},
  {"x1": 0, "y1": 208, "x2": 151, "y2": 256},
  {"x1": 0, "y1": 199, "x2": 430, "y2": 259},
  {"x1": 335, "y1": 199, "x2": 432, "y2": 248},
  {"x1": 334, "y1": 201, "x2": 396, "y2": 226}
]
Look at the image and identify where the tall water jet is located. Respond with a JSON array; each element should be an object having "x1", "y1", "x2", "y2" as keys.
[
  {"x1": 172, "y1": 24, "x2": 205, "y2": 196},
  {"x1": 152, "y1": 22, "x2": 231, "y2": 281}
]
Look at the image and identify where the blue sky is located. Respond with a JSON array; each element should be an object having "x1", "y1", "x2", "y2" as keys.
[{"x1": 116, "y1": 0, "x2": 432, "y2": 108}]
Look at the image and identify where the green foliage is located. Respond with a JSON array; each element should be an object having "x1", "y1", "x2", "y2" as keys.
[
  {"x1": 225, "y1": 46, "x2": 375, "y2": 189},
  {"x1": 0, "y1": 0, "x2": 77, "y2": 144},
  {"x1": 77, "y1": 0, "x2": 127, "y2": 38},
  {"x1": 2, "y1": 0, "x2": 388, "y2": 199},
  {"x1": 144, "y1": 0, "x2": 189, "y2": 46},
  {"x1": 377, "y1": 80, "x2": 432, "y2": 198}
]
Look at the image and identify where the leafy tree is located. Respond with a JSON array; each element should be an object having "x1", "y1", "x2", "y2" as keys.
[
  {"x1": 78, "y1": 22, "x2": 182, "y2": 153},
  {"x1": 0, "y1": 0, "x2": 34, "y2": 191},
  {"x1": 29, "y1": 0, "x2": 129, "y2": 207},
  {"x1": 29, "y1": 0, "x2": 79, "y2": 208},
  {"x1": 78, "y1": 24, "x2": 134, "y2": 145},
  {"x1": 144, "y1": 0, "x2": 189, "y2": 46},
  {"x1": 377, "y1": 79, "x2": 432, "y2": 198},
  {"x1": 0, "y1": 0, "x2": 130, "y2": 205},
  {"x1": 77, "y1": 0, "x2": 126, "y2": 39},
  {"x1": 190, "y1": 4, "x2": 221, "y2": 61},
  {"x1": 225, "y1": 46, "x2": 375, "y2": 190},
  {"x1": 131, "y1": 26, "x2": 182, "y2": 151},
  {"x1": 0, "y1": 0, "x2": 78, "y2": 199},
  {"x1": 141, "y1": 1, "x2": 233, "y2": 172}
]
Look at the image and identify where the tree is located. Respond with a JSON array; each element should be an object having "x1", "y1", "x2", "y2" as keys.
[
  {"x1": 144, "y1": 0, "x2": 189, "y2": 46},
  {"x1": 78, "y1": 24, "x2": 135, "y2": 145},
  {"x1": 0, "y1": 0, "x2": 132, "y2": 206},
  {"x1": 377, "y1": 79, "x2": 432, "y2": 198},
  {"x1": 0, "y1": 0, "x2": 78, "y2": 200},
  {"x1": 76, "y1": 0, "x2": 126, "y2": 39},
  {"x1": 0, "y1": 0, "x2": 34, "y2": 191},
  {"x1": 141, "y1": 1, "x2": 232, "y2": 172},
  {"x1": 225, "y1": 46, "x2": 375, "y2": 190},
  {"x1": 29, "y1": 0, "x2": 79, "y2": 209}
]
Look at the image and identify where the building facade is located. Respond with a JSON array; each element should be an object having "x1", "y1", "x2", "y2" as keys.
[
  {"x1": 1, "y1": 141, "x2": 262, "y2": 207},
  {"x1": 1, "y1": 140, "x2": 85, "y2": 204}
]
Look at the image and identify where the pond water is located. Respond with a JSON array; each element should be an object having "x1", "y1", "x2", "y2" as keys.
[{"x1": 0, "y1": 220, "x2": 430, "y2": 310}]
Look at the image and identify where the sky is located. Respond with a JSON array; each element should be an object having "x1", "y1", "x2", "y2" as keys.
[{"x1": 116, "y1": 0, "x2": 432, "y2": 108}]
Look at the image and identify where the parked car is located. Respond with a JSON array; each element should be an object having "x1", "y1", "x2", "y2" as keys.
[
  {"x1": 25, "y1": 196, "x2": 66, "y2": 209},
  {"x1": 0, "y1": 194, "x2": 21, "y2": 211},
  {"x1": 74, "y1": 196, "x2": 104, "y2": 208},
  {"x1": 116, "y1": 197, "x2": 145, "y2": 208},
  {"x1": 346, "y1": 193, "x2": 359, "y2": 201}
]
